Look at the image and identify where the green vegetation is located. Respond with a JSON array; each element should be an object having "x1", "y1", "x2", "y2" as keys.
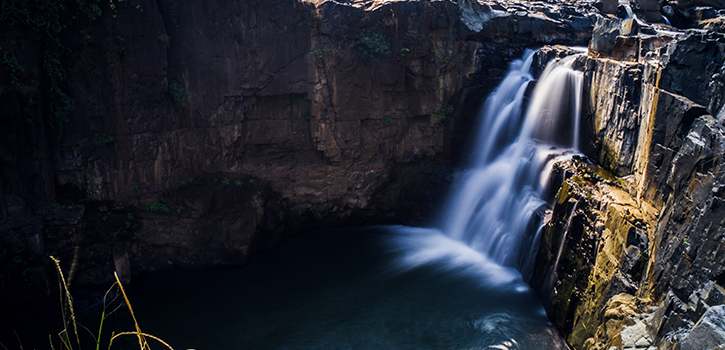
[
  {"x1": 0, "y1": 0, "x2": 110, "y2": 138},
  {"x1": 221, "y1": 178, "x2": 230, "y2": 185},
  {"x1": 92, "y1": 133, "x2": 115, "y2": 147},
  {"x1": 169, "y1": 80, "x2": 186, "y2": 107},
  {"x1": 140, "y1": 200, "x2": 170, "y2": 213},
  {"x1": 399, "y1": 48, "x2": 410, "y2": 57},
  {"x1": 125, "y1": 213, "x2": 134, "y2": 229},
  {"x1": 383, "y1": 116, "x2": 393, "y2": 125},
  {"x1": 1, "y1": 47, "x2": 24, "y2": 89},
  {"x1": 234, "y1": 180, "x2": 243, "y2": 186},
  {"x1": 168, "y1": 0, "x2": 179, "y2": 26},
  {"x1": 431, "y1": 104, "x2": 448, "y2": 120},
  {"x1": 290, "y1": 95, "x2": 303, "y2": 104},
  {"x1": 358, "y1": 30, "x2": 391, "y2": 61}
]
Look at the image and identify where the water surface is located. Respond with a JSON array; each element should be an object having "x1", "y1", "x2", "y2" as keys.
[{"x1": 130, "y1": 226, "x2": 569, "y2": 350}]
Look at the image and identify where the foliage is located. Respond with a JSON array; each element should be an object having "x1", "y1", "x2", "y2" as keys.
[
  {"x1": 169, "y1": 80, "x2": 186, "y2": 107},
  {"x1": 221, "y1": 178, "x2": 230, "y2": 185},
  {"x1": 290, "y1": 95, "x2": 303, "y2": 104},
  {"x1": 91, "y1": 133, "x2": 115, "y2": 147},
  {"x1": 0, "y1": 0, "x2": 110, "y2": 138},
  {"x1": 140, "y1": 200, "x2": 170, "y2": 213},
  {"x1": 432, "y1": 104, "x2": 448, "y2": 120},
  {"x1": 383, "y1": 116, "x2": 392, "y2": 125},
  {"x1": 1, "y1": 46, "x2": 24, "y2": 89},
  {"x1": 358, "y1": 30, "x2": 390, "y2": 61}
]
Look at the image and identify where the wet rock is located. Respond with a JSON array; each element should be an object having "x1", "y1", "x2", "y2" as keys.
[
  {"x1": 671, "y1": 0, "x2": 725, "y2": 10},
  {"x1": 532, "y1": 45, "x2": 582, "y2": 79},
  {"x1": 632, "y1": 0, "x2": 663, "y2": 23}
]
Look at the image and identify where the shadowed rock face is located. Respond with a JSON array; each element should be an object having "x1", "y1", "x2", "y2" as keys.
[{"x1": 0, "y1": 0, "x2": 597, "y2": 307}]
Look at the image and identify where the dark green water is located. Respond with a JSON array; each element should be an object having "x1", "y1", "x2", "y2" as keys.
[{"x1": 126, "y1": 226, "x2": 568, "y2": 350}]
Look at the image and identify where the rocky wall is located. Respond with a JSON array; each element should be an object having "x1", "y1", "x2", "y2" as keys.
[
  {"x1": 533, "y1": 15, "x2": 725, "y2": 350},
  {"x1": 0, "y1": 0, "x2": 597, "y2": 308}
]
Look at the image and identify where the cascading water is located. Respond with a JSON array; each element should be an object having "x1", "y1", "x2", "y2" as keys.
[{"x1": 438, "y1": 50, "x2": 584, "y2": 279}]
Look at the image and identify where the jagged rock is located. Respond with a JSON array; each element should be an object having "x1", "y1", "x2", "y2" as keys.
[
  {"x1": 658, "y1": 30, "x2": 725, "y2": 117},
  {"x1": 599, "y1": 0, "x2": 619, "y2": 15},
  {"x1": 579, "y1": 56, "x2": 644, "y2": 175},
  {"x1": 538, "y1": 21, "x2": 725, "y2": 350},
  {"x1": 680, "y1": 305, "x2": 725, "y2": 350},
  {"x1": 671, "y1": 0, "x2": 725, "y2": 10},
  {"x1": 532, "y1": 45, "x2": 582, "y2": 79},
  {"x1": 632, "y1": 0, "x2": 663, "y2": 23},
  {"x1": 700, "y1": 16, "x2": 725, "y2": 33},
  {"x1": 532, "y1": 157, "x2": 658, "y2": 349},
  {"x1": 458, "y1": 0, "x2": 597, "y2": 44},
  {"x1": 588, "y1": 17, "x2": 640, "y2": 60}
]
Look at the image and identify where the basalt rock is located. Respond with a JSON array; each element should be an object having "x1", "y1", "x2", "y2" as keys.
[
  {"x1": 0, "y1": 0, "x2": 598, "y2": 307},
  {"x1": 535, "y1": 15, "x2": 725, "y2": 350}
]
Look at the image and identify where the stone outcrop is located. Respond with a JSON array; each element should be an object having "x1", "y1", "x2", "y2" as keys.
[
  {"x1": 533, "y1": 16, "x2": 725, "y2": 350},
  {"x1": 0, "y1": 0, "x2": 598, "y2": 308}
]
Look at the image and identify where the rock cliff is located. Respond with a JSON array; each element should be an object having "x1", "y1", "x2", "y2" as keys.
[
  {"x1": 533, "y1": 14, "x2": 725, "y2": 350},
  {"x1": 0, "y1": 0, "x2": 597, "y2": 308}
]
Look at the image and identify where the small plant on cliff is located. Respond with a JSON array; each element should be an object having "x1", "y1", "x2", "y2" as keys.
[
  {"x1": 140, "y1": 200, "x2": 170, "y2": 213},
  {"x1": 169, "y1": 80, "x2": 186, "y2": 107},
  {"x1": 431, "y1": 104, "x2": 448, "y2": 120},
  {"x1": 0, "y1": 0, "x2": 113, "y2": 139},
  {"x1": 92, "y1": 133, "x2": 115, "y2": 147},
  {"x1": 383, "y1": 116, "x2": 393, "y2": 125},
  {"x1": 358, "y1": 30, "x2": 391, "y2": 61},
  {"x1": 222, "y1": 178, "x2": 230, "y2": 185}
]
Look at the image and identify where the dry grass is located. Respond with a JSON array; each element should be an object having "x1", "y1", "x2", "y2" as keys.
[{"x1": 48, "y1": 257, "x2": 174, "y2": 350}]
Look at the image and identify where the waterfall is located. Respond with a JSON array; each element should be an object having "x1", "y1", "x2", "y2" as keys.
[{"x1": 440, "y1": 50, "x2": 584, "y2": 280}]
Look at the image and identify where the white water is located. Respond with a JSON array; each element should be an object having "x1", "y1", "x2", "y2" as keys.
[{"x1": 433, "y1": 50, "x2": 584, "y2": 281}]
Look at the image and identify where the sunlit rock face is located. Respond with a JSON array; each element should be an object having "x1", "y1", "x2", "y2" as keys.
[{"x1": 532, "y1": 15, "x2": 725, "y2": 350}]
